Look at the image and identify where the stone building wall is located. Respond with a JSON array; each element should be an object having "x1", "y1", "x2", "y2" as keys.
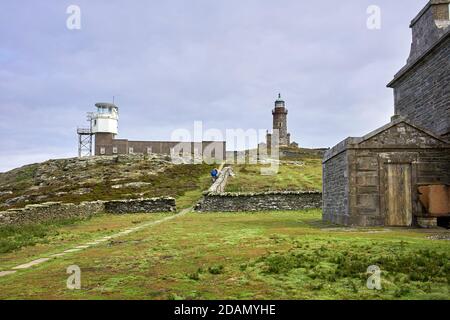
[
  {"x1": 0, "y1": 197, "x2": 176, "y2": 226},
  {"x1": 408, "y1": 1, "x2": 449, "y2": 63},
  {"x1": 94, "y1": 133, "x2": 226, "y2": 160},
  {"x1": 322, "y1": 150, "x2": 349, "y2": 225},
  {"x1": 346, "y1": 148, "x2": 449, "y2": 226},
  {"x1": 390, "y1": 35, "x2": 450, "y2": 138},
  {"x1": 195, "y1": 191, "x2": 322, "y2": 212},
  {"x1": 323, "y1": 120, "x2": 450, "y2": 227}
]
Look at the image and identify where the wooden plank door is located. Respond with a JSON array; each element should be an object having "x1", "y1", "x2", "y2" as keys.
[{"x1": 385, "y1": 164, "x2": 413, "y2": 226}]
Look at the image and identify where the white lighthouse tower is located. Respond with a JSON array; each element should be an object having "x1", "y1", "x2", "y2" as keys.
[
  {"x1": 77, "y1": 102, "x2": 119, "y2": 158},
  {"x1": 90, "y1": 102, "x2": 119, "y2": 135}
]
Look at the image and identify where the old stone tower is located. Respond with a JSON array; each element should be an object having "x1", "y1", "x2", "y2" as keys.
[
  {"x1": 267, "y1": 94, "x2": 291, "y2": 147},
  {"x1": 322, "y1": 0, "x2": 450, "y2": 228}
]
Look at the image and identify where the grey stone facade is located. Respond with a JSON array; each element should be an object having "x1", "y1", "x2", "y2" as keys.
[
  {"x1": 195, "y1": 191, "x2": 322, "y2": 212},
  {"x1": 322, "y1": 150, "x2": 349, "y2": 223},
  {"x1": 323, "y1": 119, "x2": 450, "y2": 227},
  {"x1": 323, "y1": 1, "x2": 450, "y2": 227},
  {"x1": 388, "y1": 2, "x2": 450, "y2": 139},
  {"x1": 389, "y1": 34, "x2": 450, "y2": 138},
  {"x1": 407, "y1": 0, "x2": 450, "y2": 64}
]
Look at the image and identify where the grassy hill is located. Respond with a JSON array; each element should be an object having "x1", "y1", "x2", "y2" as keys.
[
  {"x1": 225, "y1": 148, "x2": 323, "y2": 193},
  {"x1": 225, "y1": 159, "x2": 322, "y2": 192},
  {"x1": 0, "y1": 154, "x2": 213, "y2": 211}
]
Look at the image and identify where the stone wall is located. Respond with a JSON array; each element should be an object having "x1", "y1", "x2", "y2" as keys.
[
  {"x1": 389, "y1": 32, "x2": 449, "y2": 138},
  {"x1": 322, "y1": 151, "x2": 349, "y2": 224},
  {"x1": 195, "y1": 191, "x2": 322, "y2": 212},
  {"x1": 0, "y1": 201, "x2": 105, "y2": 226},
  {"x1": 0, "y1": 197, "x2": 176, "y2": 226},
  {"x1": 104, "y1": 197, "x2": 176, "y2": 214}
]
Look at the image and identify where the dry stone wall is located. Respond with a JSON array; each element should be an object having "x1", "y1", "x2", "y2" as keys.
[
  {"x1": 195, "y1": 191, "x2": 322, "y2": 212},
  {"x1": 104, "y1": 198, "x2": 176, "y2": 214},
  {"x1": 0, "y1": 197, "x2": 176, "y2": 226}
]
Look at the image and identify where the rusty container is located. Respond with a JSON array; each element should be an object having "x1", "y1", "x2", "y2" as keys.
[{"x1": 418, "y1": 185, "x2": 450, "y2": 216}]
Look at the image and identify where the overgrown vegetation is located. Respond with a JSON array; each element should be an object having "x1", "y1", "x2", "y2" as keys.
[{"x1": 255, "y1": 239, "x2": 449, "y2": 298}]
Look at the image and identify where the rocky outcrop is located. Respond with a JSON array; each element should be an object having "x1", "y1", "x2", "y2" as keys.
[
  {"x1": 0, "y1": 154, "x2": 184, "y2": 211},
  {"x1": 111, "y1": 182, "x2": 152, "y2": 189}
]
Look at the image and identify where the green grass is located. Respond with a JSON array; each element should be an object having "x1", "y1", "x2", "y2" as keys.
[
  {"x1": 0, "y1": 213, "x2": 175, "y2": 271},
  {"x1": 226, "y1": 159, "x2": 322, "y2": 192},
  {"x1": 0, "y1": 217, "x2": 90, "y2": 254},
  {"x1": 175, "y1": 171, "x2": 213, "y2": 210},
  {"x1": 0, "y1": 210, "x2": 448, "y2": 300}
]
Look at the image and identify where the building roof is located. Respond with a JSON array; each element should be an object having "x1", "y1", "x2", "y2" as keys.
[
  {"x1": 275, "y1": 93, "x2": 285, "y2": 103},
  {"x1": 323, "y1": 116, "x2": 450, "y2": 162},
  {"x1": 95, "y1": 102, "x2": 118, "y2": 109}
]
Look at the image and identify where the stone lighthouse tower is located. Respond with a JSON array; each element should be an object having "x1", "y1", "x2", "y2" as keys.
[{"x1": 267, "y1": 94, "x2": 291, "y2": 146}]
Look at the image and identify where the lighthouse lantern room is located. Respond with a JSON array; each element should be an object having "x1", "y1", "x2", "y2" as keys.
[{"x1": 91, "y1": 102, "x2": 119, "y2": 135}]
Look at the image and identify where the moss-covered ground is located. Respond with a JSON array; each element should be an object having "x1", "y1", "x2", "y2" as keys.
[{"x1": 0, "y1": 210, "x2": 448, "y2": 300}]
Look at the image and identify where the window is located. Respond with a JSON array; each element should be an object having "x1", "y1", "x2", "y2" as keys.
[
  {"x1": 112, "y1": 147, "x2": 118, "y2": 154},
  {"x1": 100, "y1": 147, "x2": 106, "y2": 155},
  {"x1": 147, "y1": 147, "x2": 152, "y2": 154},
  {"x1": 129, "y1": 147, "x2": 134, "y2": 154}
]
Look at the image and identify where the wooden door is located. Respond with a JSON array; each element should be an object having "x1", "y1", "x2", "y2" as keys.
[{"x1": 385, "y1": 164, "x2": 413, "y2": 226}]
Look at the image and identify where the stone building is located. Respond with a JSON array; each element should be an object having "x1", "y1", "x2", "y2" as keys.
[
  {"x1": 85, "y1": 102, "x2": 226, "y2": 160},
  {"x1": 323, "y1": 0, "x2": 450, "y2": 227}
]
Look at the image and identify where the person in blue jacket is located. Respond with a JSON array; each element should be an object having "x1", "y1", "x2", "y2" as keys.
[{"x1": 211, "y1": 168, "x2": 219, "y2": 182}]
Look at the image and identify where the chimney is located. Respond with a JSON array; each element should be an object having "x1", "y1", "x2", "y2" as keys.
[{"x1": 407, "y1": 0, "x2": 450, "y2": 64}]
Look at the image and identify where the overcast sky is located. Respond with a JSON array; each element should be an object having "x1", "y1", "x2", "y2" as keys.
[{"x1": 0, "y1": 0, "x2": 428, "y2": 172}]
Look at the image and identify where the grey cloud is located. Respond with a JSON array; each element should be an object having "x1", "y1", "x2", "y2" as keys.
[{"x1": 0, "y1": 0, "x2": 429, "y2": 171}]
